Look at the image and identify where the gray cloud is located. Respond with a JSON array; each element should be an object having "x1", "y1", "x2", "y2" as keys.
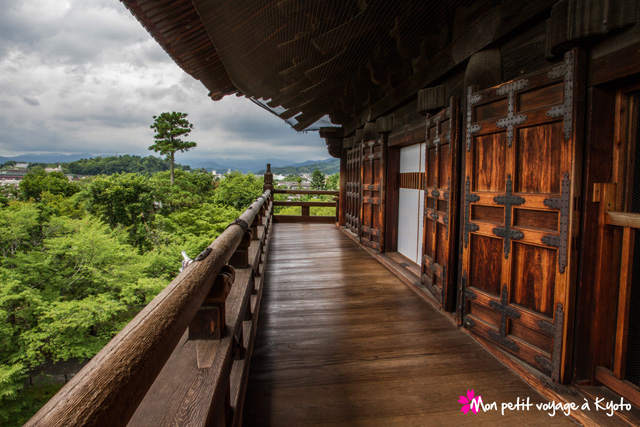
[
  {"x1": 23, "y1": 96, "x2": 39, "y2": 106},
  {"x1": 0, "y1": 0, "x2": 329, "y2": 162}
]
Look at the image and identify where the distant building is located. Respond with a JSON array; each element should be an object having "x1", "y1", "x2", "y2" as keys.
[
  {"x1": 45, "y1": 165, "x2": 62, "y2": 173},
  {"x1": 14, "y1": 162, "x2": 29, "y2": 169}
]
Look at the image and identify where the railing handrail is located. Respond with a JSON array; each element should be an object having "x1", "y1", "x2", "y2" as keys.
[
  {"x1": 26, "y1": 190, "x2": 272, "y2": 427},
  {"x1": 272, "y1": 188, "x2": 338, "y2": 223},
  {"x1": 605, "y1": 211, "x2": 640, "y2": 228},
  {"x1": 273, "y1": 189, "x2": 338, "y2": 195}
]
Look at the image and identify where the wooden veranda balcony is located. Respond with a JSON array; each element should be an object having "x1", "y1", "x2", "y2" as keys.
[{"x1": 26, "y1": 187, "x2": 628, "y2": 426}]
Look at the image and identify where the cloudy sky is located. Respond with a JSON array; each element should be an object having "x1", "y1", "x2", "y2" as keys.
[{"x1": 0, "y1": 0, "x2": 328, "y2": 163}]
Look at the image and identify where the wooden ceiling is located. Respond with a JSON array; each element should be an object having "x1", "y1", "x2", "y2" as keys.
[{"x1": 121, "y1": 0, "x2": 498, "y2": 130}]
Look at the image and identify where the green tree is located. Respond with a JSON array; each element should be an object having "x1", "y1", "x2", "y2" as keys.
[
  {"x1": 213, "y1": 171, "x2": 263, "y2": 210},
  {"x1": 149, "y1": 112, "x2": 197, "y2": 185},
  {"x1": 18, "y1": 169, "x2": 79, "y2": 202},
  {"x1": 82, "y1": 173, "x2": 154, "y2": 248},
  {"x1": 150, "y1": 169, "x2": 215, "y2": 213},
  {"x1": 326, "y1": 172, "x2": 339, "y2": 191},
  {"x1": 310, "y1": 169, "x2": 326, "y2": 190}
]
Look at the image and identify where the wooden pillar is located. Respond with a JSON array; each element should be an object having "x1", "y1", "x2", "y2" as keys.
[{"x1": 339, "y1": 150, "x2": 347, "y2": 226}]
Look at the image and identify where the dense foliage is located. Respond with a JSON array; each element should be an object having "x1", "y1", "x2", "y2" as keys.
[
  {"x1": 61, "y1": 155, "x2": 190, "y2": 176},
  {"x1": 0, "y1": 169, "x2": 260, "y2": 425}
]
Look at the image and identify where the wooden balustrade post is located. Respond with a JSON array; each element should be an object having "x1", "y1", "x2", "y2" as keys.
[
  {"x1": 188, "y1": 265, "x2": 235, "y2": 341},
  {"x1": 263, "y1": 163, "x2": 273, "y2": 192},
  {"x1": 251, "y1": 215, "x2": 260, "y2": 240},
  {"x1": 229, "y1": 229, "x2": 253, "y2": 269},
  {"x1": 301, "y1": 205, "x2": 310, "y2": 217}
]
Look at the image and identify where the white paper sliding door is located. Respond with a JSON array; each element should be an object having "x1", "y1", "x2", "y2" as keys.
[{"x1": 397, "y1": 143, "x2": 425, "y2": 264}]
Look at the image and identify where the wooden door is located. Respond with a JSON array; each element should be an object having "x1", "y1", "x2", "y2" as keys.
[
  {"x1": 346, "y1": 144, "x2": 361, "y2": 235},
  {"x1": 360, "y1": 136, "x2": 385, "y2": 251},
  {"x1": 421, "y1": 98, "x2": 460, "y2": 311},
  {"x1": 461, "y1": 49, "x2": 583, "y2": 382}
]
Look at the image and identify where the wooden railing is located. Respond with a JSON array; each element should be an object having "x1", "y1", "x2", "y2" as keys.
[
  {"x1": 595, "y1": 209, "x2": 640, "y2": 408},
  {"x1": 273, "y1": 189, "x2": 339, "y2": 223},
  {"x1": 27, "y1": 190, "x2": 273, "y2": 427}
]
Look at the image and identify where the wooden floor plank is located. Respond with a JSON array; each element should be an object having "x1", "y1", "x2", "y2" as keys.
[{"x1": 243, "y1": 224, "x2": 577, "y2": 426}]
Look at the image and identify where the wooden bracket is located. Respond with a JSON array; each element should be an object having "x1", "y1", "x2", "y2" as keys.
[
  {"x1": 189, "y1": 265, "x2": 235, "y2": 342},
  {"x1": 229, "y1": 230, "x2": 253, "y2": 268},
  {"x1": 418, "y1": 85, "x2": 446, "y2": 115}
]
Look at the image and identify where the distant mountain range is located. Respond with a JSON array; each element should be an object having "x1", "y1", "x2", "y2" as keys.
[
  {"x1": 258, "y1": 158, "x2": 339, "y2": 175},
  {"x1": 0, "y1": 153, "x2": 96, "y2": 164},
  {"x1": 0, "y1": 153, "x2": 339, "y2": 174}
]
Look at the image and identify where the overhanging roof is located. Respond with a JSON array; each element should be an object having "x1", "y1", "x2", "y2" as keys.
[{"x1": 121, "y1": 0, "x2": 504, "y2": 131}]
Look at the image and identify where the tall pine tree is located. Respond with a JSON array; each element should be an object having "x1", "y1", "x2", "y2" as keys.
[{"x1": 149, "y1": 112, "x2": 197, "y2": 185}]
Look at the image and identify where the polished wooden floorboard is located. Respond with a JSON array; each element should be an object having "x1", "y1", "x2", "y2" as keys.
[{"x1": 243, "y1": 224, "x2": 576, "y2": 426}]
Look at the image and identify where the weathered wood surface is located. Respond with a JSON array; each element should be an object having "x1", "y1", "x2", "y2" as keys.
[
  {"x1": 243, "y1": 223, "x2": 575, "y2": 426},
  {"x1": 273, "y1": 215, "x2": 335, "y2": 224},
  {"x1": 127, "y1": 199, "x2": 273, "y2": 426}
]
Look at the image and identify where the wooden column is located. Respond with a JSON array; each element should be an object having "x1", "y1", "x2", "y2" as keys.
[{"x1": 339, "y1": 151, "x2": 347, "y2": 226}]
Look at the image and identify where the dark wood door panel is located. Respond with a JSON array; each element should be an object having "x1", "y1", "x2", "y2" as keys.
[
  {"x1": 360, "y1": 137, "x2": 385, "y2": 252},
  {"x1": 346, "y1": 145, "x2": 361, "y2": 235},
  {"x1": 421, "y1": 97, "x2": 460, "y2": 311},
  {"x1": 461, "y1": 49, "x2": 584, "y2": 382}
]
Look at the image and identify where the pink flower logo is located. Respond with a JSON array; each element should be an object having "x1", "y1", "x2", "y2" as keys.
[{"x1": 459, "y1": 389, "x2": 482, "y2": 414}]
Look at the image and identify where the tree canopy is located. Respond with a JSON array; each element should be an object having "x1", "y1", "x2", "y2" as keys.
[
  {"x1": 18, "y1": 169, "x2": 79, "y2": 202},
  {"x1": 213, "y1": 171, "x2": 264, "y2": 210},
  {"x1": 0, "y1": 166, "x2": 266, "y2": 425},
  {"x1": 149, "y1": 112, "x2": 197, "y2": 185},
  {"x1": 310, "y1": 169, "x2": 326, "y2": 190}
]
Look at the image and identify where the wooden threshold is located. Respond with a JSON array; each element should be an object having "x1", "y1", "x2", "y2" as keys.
[{"x1": 595, "y1": 366, "x2": 640, "y2": 408}]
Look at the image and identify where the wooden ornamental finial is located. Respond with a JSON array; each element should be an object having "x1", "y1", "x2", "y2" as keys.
[{"x1": 263, "y1": 163, "x2": 273, "y2": 191}]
